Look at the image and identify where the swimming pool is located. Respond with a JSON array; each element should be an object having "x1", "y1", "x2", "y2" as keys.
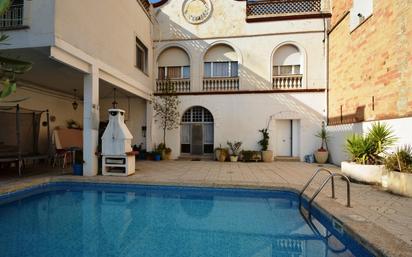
[{"x1": 0, "y1": 182, "x2": 373, "y2": 257}]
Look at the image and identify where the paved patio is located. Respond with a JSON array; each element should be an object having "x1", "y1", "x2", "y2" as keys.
[{"x1": 1, "y1": 160, "x2": 412, "y2": 256}]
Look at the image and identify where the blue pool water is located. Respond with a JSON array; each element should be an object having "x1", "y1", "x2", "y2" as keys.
[{"x1": 0, "y1": 183, "x2": 373, "y2": 257}]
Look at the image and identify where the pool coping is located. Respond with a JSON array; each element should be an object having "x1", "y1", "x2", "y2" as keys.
[{"x1": 1, "y1": 175, "x2": 411, "y2": 257}]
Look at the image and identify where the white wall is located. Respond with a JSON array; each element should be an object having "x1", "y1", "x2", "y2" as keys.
[
  {"x1": 0, "y1": 0, "x2": 55, "y2": 50},
  {"x1": 154, "y1": 0, "x2": 327, "y2": 90},
  {"x1": 327, "y1": 117, "x2": 412, "y2": 165},
  {"x1": 0, "y1": 86, "x2": 84, "y2": 154},
  {"x1": 151, "y1": 92, "x2": 326, "y2": 160},
  {"x1": 154, "y1": 0, "x2": 326, "y2": 40},
  {"x1": 54, "y1": 0, "x2": 153, "y2": 93},
  {"x1": 155, "y1": 33, "x2": 326, "y2": 91}
]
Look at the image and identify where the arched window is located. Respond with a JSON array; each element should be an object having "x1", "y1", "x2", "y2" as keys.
[
  {"x1": 202, "y1": 44, "x2": 240, "y2": 91},
  {"x1": 204, "y1": 44, "x2": 238, "y2": 78},
  {"x1": 157, "y1": 47, "x2": 190, "y2": 79},
  {"x1": 272, "y1": 44, "x2": 303, "y2": 89},
  {"x1": 181, "y1": 106, "x2": 214, "y2": 155},
  {"x1": 156, "y1": 47, "x2": 191, "y2": 92}
]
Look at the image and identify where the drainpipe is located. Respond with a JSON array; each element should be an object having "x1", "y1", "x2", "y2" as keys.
[{"x1": 323, "y1": 16, "x2": 329, "y2": 126}]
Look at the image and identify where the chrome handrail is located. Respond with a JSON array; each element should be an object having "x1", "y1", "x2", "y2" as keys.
[
  {"x1": 299, "y1": 168, "x2": 336, "y2": 200},
  {"x1": 309, "y1": 173, "x2": 351, "y2": 208}
]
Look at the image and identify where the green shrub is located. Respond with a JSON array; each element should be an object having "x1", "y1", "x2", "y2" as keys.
[
  {"x1": 345, "y1": 122, "x2": 396, "y2": 165},
  {"x1": 258, "y1": 129, "x2": 269, "y2": 151},
  {"x1": 241, "y1": 150, "x2": 261, "y2": 162},
  {"x1": 385, "y1": 145, "x2": 412, "y2": 173}
]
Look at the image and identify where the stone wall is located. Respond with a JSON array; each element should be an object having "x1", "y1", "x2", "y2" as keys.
[{"x1": 328, "y1": 0, "x2": 412, "y2": 124}]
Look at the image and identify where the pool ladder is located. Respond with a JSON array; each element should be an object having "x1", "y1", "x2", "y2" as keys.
[{"x1": 299, "y1": 168, "x2": 351, "y2": 209}]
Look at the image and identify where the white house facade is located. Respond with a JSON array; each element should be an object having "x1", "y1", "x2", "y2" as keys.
[
  {"x1": 150, "y1": 0, "x2": 331, "y2": 160},
  {"x1": 0, "y1": 0, "x2": 333, "y2": 176}
]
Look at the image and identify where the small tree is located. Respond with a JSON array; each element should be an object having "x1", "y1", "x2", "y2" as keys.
[
  {"x1": 0, "y1": 0, "x2": 32, "y2": 100},
  {"x1": 153, "y1": 80, "x2": 180, "y2": 147}
]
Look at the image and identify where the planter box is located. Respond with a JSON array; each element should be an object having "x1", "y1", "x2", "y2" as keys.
[
  {"x1": 386, "y1": 171, "x2": 412, "y2": 197},
  {"x1": 341, "y1": 161, "x2": 384, "y2": 184}
]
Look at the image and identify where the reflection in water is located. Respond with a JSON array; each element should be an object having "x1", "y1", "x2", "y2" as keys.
[
  {"x1": 0, "y1": 188, "x2": 369, "y2": 257},
  {"x1": 179, "y1": 195, "x2": 214, "y2": 218}
]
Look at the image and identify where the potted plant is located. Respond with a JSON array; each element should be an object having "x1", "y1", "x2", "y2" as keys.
[
  {"x1": 227, "y1": 141, "x2": 242, "y2": 162},
  {"x1": 259, "y1": 129, "x2": 273, "y2": 162},
  {"x1": 384, "y1": 145, "x2": 412, "y2": 197},
  {"x1": 214, "y1": 147, "x2": 221, "y2": 161},
  {"x1": 314, "y1": 126, "x2": 330, "y2": 164},
  {"x1": 241, "y1": 150, "x2": 262, "y2": 162},
  {"x1": 163, "y1": 147, "x2": 172, "y2": 160},
  {"x1": 342, "y1": 122, "x2": 397, "y2": 184},
  {"x1": 217, "y1": 147, "x2": 228, "y2": 162},
  {"x1": 153, "y1": 150, "x2": 162, "y2": 161},
  {"x1": 156, "y1": 143, "x2": 171, "y2": 160}
]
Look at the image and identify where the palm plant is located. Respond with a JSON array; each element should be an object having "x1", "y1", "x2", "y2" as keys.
[
  {"x1": 315, "y1": 127, "x2": 330, "y2": 151},
  {"x1": 384, "y1": 145, "x2": 412, "y2": 173},
  {"x1": 368, "y1": 122, "x2": 397, "y2": 156},
  {"x1": 345, "y1": 122, "x2": 396, "y2": 165}
]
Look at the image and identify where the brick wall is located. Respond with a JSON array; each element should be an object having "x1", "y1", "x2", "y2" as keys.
[{"x1": 328, "y1": 0, "x2": 412, "y2": 125}]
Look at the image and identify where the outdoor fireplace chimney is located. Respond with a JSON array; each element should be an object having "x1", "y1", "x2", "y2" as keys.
[{"x1": 101, "y1": 108, "x2": 135, "y2": 176}]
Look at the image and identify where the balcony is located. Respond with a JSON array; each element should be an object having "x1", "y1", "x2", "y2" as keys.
[
  {"x1": 203, "y1": 77, "x2": 240, "y2": 92},
  {"x1": 272, "y1": 75, "x2": 303, "y2": 90},
  {"x1": 156, "y1": 79, "x2": 191, "y2": 93},
  {"x1": 0, "y1": 2, "x2": 25, "y2": 30},
  {"x1": 246, "y1": 0, "x2": 330, "y2": 22}
]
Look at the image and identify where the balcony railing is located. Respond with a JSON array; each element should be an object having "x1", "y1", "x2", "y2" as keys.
[
  {"x1": 272, "y1": 75, "x2": 303, "y2": 90},
  {"x1": 0, "y1": 3, "x2": 24, "y2": 30},
  {"x1": 203, "y1": 77, "x2": 239, "y2": 91},
  {"x1": 246, "y1": 0, "x2": 328, "y2": 21},
  {"x1": 156, "y1": 79, "x2": 191, "y2": 93}
]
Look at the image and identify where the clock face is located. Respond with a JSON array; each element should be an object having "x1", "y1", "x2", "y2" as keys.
[{"x1": 182, "y1": 0, "x2": 212, "y2": 24}]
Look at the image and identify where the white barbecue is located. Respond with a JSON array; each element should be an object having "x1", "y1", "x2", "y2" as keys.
[{"x1": 101, "y1": 108, "x2": 135, "y2": 176}]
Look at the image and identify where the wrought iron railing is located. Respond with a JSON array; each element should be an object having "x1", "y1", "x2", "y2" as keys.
[
  {"x1": 0, "y1": 3, "x2": 24, "y2": 29},
  {"x1": 272, "y1": 75, "x2": 303, "y2": 89},
  {"x1": 203, "y1": 77, "x2": 239, "y2": 91},
  {"x1": 247, "y1": 0, "x2": 322, "y2": 17},
  {"x1": 156, "y1": 79, "x2": 191, "y2": 93}
]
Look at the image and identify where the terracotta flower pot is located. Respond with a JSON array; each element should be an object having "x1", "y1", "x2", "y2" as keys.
[
  {"x1": 314, "y1": 150, "x2": 329, "y2": 164},
  {"x1": 262, "y1": 150, "x2": 273, "y2": 162},
  {"x1": 162, "y1": 151, "x2": 171, "y2": 160}
]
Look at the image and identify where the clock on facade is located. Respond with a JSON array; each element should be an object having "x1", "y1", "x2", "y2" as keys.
[{"x1": 182, "y1": 0, "x2": 212, "y2": 24}]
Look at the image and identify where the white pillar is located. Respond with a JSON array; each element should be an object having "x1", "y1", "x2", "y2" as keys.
[
  {"x1": 83, "y1": 65, "x2": 99, "y2": 176},
  {"x1": 145, "y1": 100, "x2": 153, "y2": 151}
]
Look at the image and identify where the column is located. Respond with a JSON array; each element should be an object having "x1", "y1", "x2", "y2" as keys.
[
  {"x1": 145, "y1": 100, "x2": 153, "y2": 152},
  {"x1": 83, "y1": 65, "x2": 99, "y2": 176}
]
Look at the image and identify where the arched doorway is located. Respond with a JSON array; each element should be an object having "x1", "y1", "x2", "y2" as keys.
[{"x1": 181, "y1": 106, "x2": 214, "y2": 155}]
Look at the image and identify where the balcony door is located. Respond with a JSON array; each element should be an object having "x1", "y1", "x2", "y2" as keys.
[{"x1": 181, "y1": 106, "x2": 214, "y2": 156}]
